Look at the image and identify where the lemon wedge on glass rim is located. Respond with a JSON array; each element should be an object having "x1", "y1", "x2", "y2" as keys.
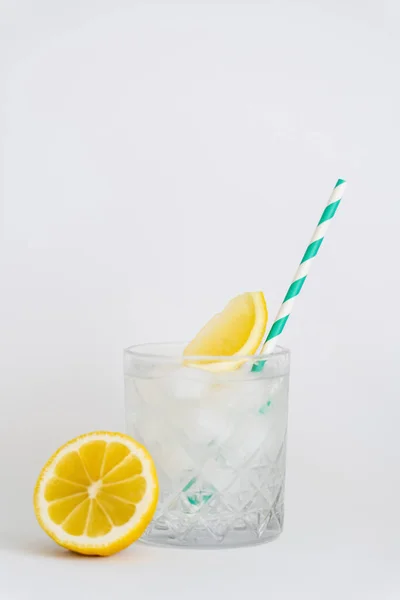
[
  {"x1": 183, "y1": 291, "x2": 268, "y2": 371},
  {"x1": 34, "y1": 431, "x2": 158, "y2": 556}
]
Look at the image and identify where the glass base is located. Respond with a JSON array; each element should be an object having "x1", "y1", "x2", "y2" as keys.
[
  {"x1": 140, "y1": 499, "x2": 284, "y2": 549},
  {"x1": 140, "y1": 528, "x2": 282, "y2": 549}
]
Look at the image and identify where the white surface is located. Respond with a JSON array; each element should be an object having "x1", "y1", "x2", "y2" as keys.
[
  {"x1": 1, "y1": 1, "x2": 400, "y2": 598},
  {"x1": 1, "y1": 453, "x2": 399, "y2": 599}
]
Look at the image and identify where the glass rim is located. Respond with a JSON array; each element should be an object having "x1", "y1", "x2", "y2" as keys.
[{"x1": 124, "y1": 341, "x2": 290, "y2": 363}]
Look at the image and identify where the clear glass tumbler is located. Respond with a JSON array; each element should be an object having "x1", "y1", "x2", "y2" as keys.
[{"x1": 124, "y1": 343, "x2": 290, "y2": 548}]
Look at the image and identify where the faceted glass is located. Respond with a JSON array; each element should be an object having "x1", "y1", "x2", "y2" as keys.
[{"x1": 124, "y1": 343, "x2": 290, "y2": 548}]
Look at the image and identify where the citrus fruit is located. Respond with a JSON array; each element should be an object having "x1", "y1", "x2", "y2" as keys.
[
  {"x1": 34, "y1": 431, "x2": 158, "y2": 556},
  {"x1": 183, "y1": 291, "x2": 268, "y2": 371}
]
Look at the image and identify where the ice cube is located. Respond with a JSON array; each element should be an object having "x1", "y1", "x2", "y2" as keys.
[
  {"x1": 185, "y1": 405, "x2": 233, "y2": 446},
  {"x1": 157, "y1": 438, "x2": 195, "y2": 481},
  {"x1": 213, "y1": 375, "x2": 289, "y2": 466},
  {"x1": 160, "y1": 365, "x2": 216, "y2": 403}
]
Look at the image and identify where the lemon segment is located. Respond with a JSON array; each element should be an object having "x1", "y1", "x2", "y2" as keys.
[{"x1": 183, "y1": 291, "x2": 268, "y2": 371}]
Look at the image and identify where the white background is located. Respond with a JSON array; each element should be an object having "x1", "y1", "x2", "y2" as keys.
[{"x1": 1, "y1": 1, "x2": 399, "y2": 598}]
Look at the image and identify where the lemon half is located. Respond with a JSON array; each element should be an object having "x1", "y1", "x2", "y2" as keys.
[{"x1": 34, "y1": 431, "x2": 158, "y2": 556}]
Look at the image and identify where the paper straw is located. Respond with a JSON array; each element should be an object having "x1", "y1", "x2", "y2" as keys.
[{"x1": 252, "y1": 178, "x2": 347, "y2": 372}]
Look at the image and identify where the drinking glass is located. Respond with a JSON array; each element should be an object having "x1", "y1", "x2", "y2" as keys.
[{"x1": 124, "y1": 342, "x2": 290, "y2": 548}]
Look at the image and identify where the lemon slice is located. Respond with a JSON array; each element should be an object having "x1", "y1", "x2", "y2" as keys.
[
  {"x1": 34, "y1": 432, "x2": 158, "y2": 556},
  {"x1": 183, "y1": 291, "x2": 267, "y2": 371}
]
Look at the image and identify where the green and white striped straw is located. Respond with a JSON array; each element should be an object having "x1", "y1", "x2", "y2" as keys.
[{"x1": 252, "y1": 178, "x2": 347, "y2": 372}]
